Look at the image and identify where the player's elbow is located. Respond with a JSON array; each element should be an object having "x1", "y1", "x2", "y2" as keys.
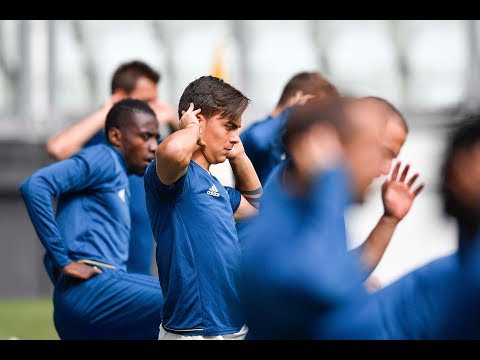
[
  {"x1": 45, "y1": 140, "x2": 68, "y2": 161},
  {"x1": 19, "y1": 176, "x2": 35, "y2": 202}
]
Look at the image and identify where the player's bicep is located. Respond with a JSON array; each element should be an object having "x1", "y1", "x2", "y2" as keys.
[{"x1": 156, "y1": 156, "x2": 188, "y2": 186}]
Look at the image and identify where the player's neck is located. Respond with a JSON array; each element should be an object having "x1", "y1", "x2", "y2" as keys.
[{"x1": 191, "y1": 150, "x2": 211, "y2": 172}]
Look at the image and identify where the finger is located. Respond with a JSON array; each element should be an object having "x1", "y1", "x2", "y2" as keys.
[
  {"x1": 382, "y1": 178, "x2": 388, "y2": 190},
  {"x1": 92, "y1": 265, "x2": 102, "y2": 274},
  {"x1": 192, "y1": 108, "x2": 202, "y2": 115},
  {"x1": 298, "y1": 94, "x2": 315, "y2": 105},
  {"x1": 181, "y1": 110, "x2": 186, "y2": 116},
  {"x1": 391, "y1": 161, "x2": 401, "y2": 181},
  {"x1": 399, "y1": 164, "x2": 410, "y2": 182},
  {"x1": 407, "y1": 173, "x2": 419, "y2": 188},
  {"x1": 413, "y1": 183, "x2": 425, "y2": 197}
]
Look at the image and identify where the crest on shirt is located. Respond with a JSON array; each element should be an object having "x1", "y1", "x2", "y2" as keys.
[{"x1": 117, "y1": 188, "x2": 126, "y2": 202}]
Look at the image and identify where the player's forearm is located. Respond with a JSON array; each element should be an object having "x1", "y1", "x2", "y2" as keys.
[
  {"x1": 46, "y1": 109, "x2": 108, "y2": 160},
  {"x1": 19, "y1": 176, "x2": 71, "y2": 268},
  {"x1": 359, "y1": 214, "x2": 399, "y2": 274},
  {"x1": 229, "y1": 153, "x2": 262, "y2": 207},
  {"x1": 156, "y1": 124, "x2": 200, "y2": 183}
]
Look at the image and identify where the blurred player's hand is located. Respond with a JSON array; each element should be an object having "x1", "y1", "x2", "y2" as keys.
[
  {"x1": 290, "y1": 123, "x2": 342, "y2": 180},
  {"x1": 382, "y1": 161, "x2": 425, "y2": 222},
  {"x1": 149, "y1": 99, "x2": 179, "y2": 130}
]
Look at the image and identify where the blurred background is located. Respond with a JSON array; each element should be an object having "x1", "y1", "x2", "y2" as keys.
[{"x1": 1, "y1": 19, "x2": 479, "y2": 338}]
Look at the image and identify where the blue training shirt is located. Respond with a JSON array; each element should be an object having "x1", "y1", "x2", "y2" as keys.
[
  {"x1": 436, "y1": 229, "x2": 480, "y2": 339},
  {"x1": 240, "y1": 109, "x2": 290, "y2": 185},
  {"x1": 239, "y1": 160, "x2": 376, "y2": 339},
  {"x1": 20, "y1": 144, "x2": 131, "y2": 276},
  {"x1": 369, "y1": 253, "x2": 460, "y2": 339},
  {"x1": 144, "y1": 160, "x2": 243, "y2": 336},
  {"x1": 85, "y1": 130, "x2": 154, "y2": 275}
]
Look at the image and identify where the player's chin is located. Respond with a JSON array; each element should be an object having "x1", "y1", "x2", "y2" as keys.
[
  {"x1": 217, "y1": 154, "x2": 228, "y2": 164},
  {"x1": 208, "y1": 153, "x2": 227, "y2": 165},
  {"x1": 131, "y1": 164, "x2": 148, "y2": 176}
]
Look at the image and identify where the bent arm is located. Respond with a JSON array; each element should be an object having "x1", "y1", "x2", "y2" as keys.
[
  {"x1": 156, "y1": 103, "x2": 202, "y2": 185},
  {"x1": 19, "y1": 150, "x2": 112, "y2": 271},
  {"x1": 20, "y1": 172, "x2": 71, "y2": 270},
  {"x1": 355, "y1": 161, "x2": 425, "y2": 276},
  {"x1": 46, "y1": 100, "x2": 113, "y2": 160},
  {"x1": 243, "y1": 109, "x2": 291, "y2": 155},
  {"x1": 356, "y1": 215, "x2": 399, "y2": 276},
  {"x1": 229, "y1": 144, "x2": 262, "y2": 221}
]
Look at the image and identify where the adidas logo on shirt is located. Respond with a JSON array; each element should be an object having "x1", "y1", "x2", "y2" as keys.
[{"x1": 207, "y1": 184, "x2": 220, "y2": 197}]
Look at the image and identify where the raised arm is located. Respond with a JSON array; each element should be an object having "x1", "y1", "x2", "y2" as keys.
[
  {"x1": 227, "y1": 139, "x2": 262, "y2": 221},
  {"x1": 149, "y1": 98, "x2": 180, "y2": 134},
  {"x1": 358, "y1": 161, "x2": 425, "y2": 275},
  {"x1": 155, "y1": 103, "x2": 205, "y2": 185},
  {"x1": 46, "y1": 95, "x2": 120, "y2": 160}
]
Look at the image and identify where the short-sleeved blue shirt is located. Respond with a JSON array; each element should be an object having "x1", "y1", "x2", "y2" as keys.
[{"x1": 144, "y1": 160, "x2": 243, "y2": 335}]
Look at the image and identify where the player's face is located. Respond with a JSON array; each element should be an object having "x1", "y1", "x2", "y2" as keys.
[
  {"x1": 129, "y1": 77, "x2": 158, "y2": 105},
  {"x1": 121, "y1": 112, "x2": 160, "y2": 175},
  {"x1": 379, "y1": 119, "x2": 407, "y2": 176},
  {"x1": 200, "y1": 114, "x2": 241, "y2": 165},
  {"x1": 343, "y1": 100, "x2": 387, "y2": 203}
]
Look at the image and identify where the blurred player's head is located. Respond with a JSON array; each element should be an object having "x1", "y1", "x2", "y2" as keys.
[
  {"x1": 283, "y1": 96, "x2": 387, "y2": 203},
  {"x1": 105, "y1": 99, "x2": 159, "y2": 175},
  {"x1": 441, "y1": 116, "x2": 480, "y2": 239},
  {"x1": 111, "y1": 60, "x2": 161, "y2": 106},
  {"x1": 341, "y1": 97, "x2": 388, "y2": 202},
  {"x1": 275, "y1": 71, "x2": 340, "y2": 114},
  {"x1": 361, "y1": 97, "x2": 408, "y2": 175}
]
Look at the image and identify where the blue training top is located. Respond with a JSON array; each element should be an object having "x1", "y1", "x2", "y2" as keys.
[
  {"x1": 20, "y1": 144, "x2": 131, "y2": 278},
  {"x1": 85, "y1": 130, "x2": 154, "y2": 275},
  {"x1": 240, "y1": 109, "x2": 290, "y2": 185},
  {"x1": 239, "y1": 160, "x2": 375, "y2": 339},
  {"x1": 144, "y1": 160, "x2": 243, "y2": 336},
  {"x1": 369, "y1": 253, "x2": 460, "y2": 339}
]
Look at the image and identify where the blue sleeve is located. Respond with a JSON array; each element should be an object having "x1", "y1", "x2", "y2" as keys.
[
  {"x1": 225, "y1": 186, "x2": 241, "y2": 213},
  {"x1": 242, "y1": 111, "x2": 291, "y2": 156},
  {"x1": 144, "y1": 159, "x2": 190, "y2": 202},
  {"x1": 19, "y1": 147, "x2": 115, "y2": 269}
]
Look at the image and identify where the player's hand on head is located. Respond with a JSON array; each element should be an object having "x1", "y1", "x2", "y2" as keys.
[
  {"x1": 180, "y1": 103, "x2": 205, "y2": 146},
  {"x1": 60, "y1": 261, "x2": 102, "y2": 280},
  {"x1": 290, "y1": 123, "x2": 342, "y2": 179}
]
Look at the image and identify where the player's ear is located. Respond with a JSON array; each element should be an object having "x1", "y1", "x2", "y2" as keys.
[
  {"x1": 197, "y1": 113, "x2": 207, "y2": 123},
  {"x1": 112, "y1": 89, "x2": 127, "y2": 103},
  {"x1": 107, "y1": 127, "x2": 122, "y2": 147}
]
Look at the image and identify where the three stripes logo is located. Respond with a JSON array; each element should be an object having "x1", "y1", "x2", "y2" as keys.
[{"x1": 207, "y1": 184, "x2": 220, "y2": 197}]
